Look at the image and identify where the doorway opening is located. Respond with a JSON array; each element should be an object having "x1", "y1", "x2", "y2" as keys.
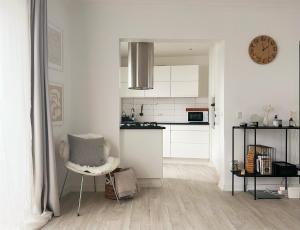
[{"x1": 119, "y1": 39, "x2": 225, "y2": 188}]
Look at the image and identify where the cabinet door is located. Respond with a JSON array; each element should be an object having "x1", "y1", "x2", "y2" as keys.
[
  {"x1": 170, "y1": 65, "x2": 199, "y2": 97},
  {"x1": 144, "y1": 82, "x2": 170, "y2": 97},
  {"x1": 144, "y1": 66, "x2": 171, "y2": 97},
  {"x1": 171, "y1": 82, "x2": 198, "y2": 97},
  {"x1": 154, "y1": 66, "x2": 171, "y2": 82},
  {"x1": 120, "y1": 67, "x2": 145, "y2": 97},
  {"x1": 120, "y1": 83, "x2": 145, "y2": 97},
  {"x1": 171, "y1": 143, "x2": 209, "y2": 159},
  {"x1": 171, "y1": 131, "x2": 209, "y2": 144},
  {"x1": 171, "y1": 65, "x2": 199, "y2": 82},
  {"x1": 120, "y1": 67, "x2": 128, "y2": 83},
  {"x1": 170, "y1": 125, "x2": 210, "y2": 159},
  {"x1": 161, "y1": 125, "x2": 171, "y2": 157}
]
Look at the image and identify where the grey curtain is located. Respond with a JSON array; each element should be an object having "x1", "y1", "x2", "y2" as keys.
[{"x1": 30, "y1": 0, "x2": 60, "y2": 223}]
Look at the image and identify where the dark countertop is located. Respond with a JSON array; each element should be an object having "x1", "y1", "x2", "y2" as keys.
[
  {"x1": 120, "y1": 126, "x2": 165, "y2": 129},
  {"x1": 158, "y1": 122, "x2": 209, "y2": 125}
]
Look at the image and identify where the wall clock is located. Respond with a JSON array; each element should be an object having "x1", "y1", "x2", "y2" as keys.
[{"x1": 248, "y1": 35, "x2": 278, "y2": 64}]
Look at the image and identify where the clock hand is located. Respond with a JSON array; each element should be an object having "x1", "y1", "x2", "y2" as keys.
[{"x1": 263, "y1": 45, "x2": 269, "y2": 51}]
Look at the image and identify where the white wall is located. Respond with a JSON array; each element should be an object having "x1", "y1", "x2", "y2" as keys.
[
  {"x1": 209, "y1": 42, "x2": 225, "y2": 189},
  {"x1": 67, "y1": 0, "x2": 300, "y2": 191}
]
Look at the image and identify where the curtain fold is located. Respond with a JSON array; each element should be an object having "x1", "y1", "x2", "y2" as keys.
[{"x1": 26, "y1": 0, "x2": 60, "y2": 228}]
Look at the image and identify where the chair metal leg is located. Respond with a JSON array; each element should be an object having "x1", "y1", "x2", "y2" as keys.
[
  {"x1": 94, "y1": 176, "x2": 96, "y2": 192},
  {"x1": 77, "y1": 175, "x2": 84, "y2": 216},
  {"x1": 60, "y1": 170, "x2": 69, "y2": 200},
  {"x1": 109, "y1": 172, "x2": 120, "y2": 203}
]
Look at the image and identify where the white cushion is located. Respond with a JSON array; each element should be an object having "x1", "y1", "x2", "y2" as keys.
[{"x1": 65, "y1": 157, "x2": 120, "y2": 176}]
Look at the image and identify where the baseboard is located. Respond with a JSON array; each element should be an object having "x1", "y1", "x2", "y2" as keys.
[{"x1": 163, "y1": 158, "x2": 210, "y2": 165}]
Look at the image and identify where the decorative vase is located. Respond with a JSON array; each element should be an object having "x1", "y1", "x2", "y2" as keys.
[{"x1": 263, "y1": 115, "x2": 269, "y2": 126}]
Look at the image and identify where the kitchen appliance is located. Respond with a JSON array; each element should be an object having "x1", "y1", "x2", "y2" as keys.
[
  {"x1": 186, "y1": 108, "x2": 209, "y2": 123},
  {"x1": 128, "y1": 42, "x2": 154, "y2": 90}
]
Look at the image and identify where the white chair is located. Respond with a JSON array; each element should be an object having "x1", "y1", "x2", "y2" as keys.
[{"x1": 59, "y1": 134, "x2": 120, "y2": 216}]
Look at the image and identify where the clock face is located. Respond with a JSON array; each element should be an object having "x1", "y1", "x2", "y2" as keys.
[{"x1": 248, "y1": 35, "x2": 278, "y2": 64}]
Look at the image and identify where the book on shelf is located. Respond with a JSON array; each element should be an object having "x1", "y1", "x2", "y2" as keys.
[{"x1": 256, "y1": 155, "x2": 272, "y2": 175}]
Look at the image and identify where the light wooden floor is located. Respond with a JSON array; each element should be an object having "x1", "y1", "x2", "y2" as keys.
[{"x1": 44, "y1": 163, "x2": 300, "y2": 230}]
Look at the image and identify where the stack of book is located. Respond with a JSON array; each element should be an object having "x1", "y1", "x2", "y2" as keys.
[
  {"x1": 257, "y1": 155, "x2": 272, "y2": 175},
  {"x1": 246, "y1": 145, "x2": 275, "y2": 174}
]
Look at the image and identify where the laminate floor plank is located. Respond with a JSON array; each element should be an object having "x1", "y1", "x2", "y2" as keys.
[{"x1": 43, "y1": 163, "x2": 300, "y2": 230}]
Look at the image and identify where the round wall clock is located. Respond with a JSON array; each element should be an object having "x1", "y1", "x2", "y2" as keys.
[{"x1": 248, "y1": 35, "x2": 278, "y2": 64}]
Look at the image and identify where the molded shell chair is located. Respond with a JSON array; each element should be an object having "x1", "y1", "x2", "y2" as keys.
[{"x1": 59, "y1": 134, "x2": 120, "y2": 216}]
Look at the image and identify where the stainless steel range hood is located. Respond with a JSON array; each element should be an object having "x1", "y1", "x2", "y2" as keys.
[{"x1": 128, "y1": 42, "x2": 154, "y2": 90}]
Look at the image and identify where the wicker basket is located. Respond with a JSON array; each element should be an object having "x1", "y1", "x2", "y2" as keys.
[{"x1": 105, "y1": 168, "x2": 122, "y2": 200}]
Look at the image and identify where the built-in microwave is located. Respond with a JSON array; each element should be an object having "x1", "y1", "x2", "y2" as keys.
[{"x1": 187, "y1": 109, "x2": 209, "y2": 123}]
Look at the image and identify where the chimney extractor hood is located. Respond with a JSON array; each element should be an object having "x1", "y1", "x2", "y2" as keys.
[{"x1": 128, "y1": 42, "x2": 154, "y2": 90}]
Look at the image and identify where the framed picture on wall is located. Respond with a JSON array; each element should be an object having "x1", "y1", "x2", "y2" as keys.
[
  {"x1": 48, "y1": 23, "x2": 63, "y2": 71},
  {"x1": 49, "y1": 82, "x2": 64, "y2": 126}
]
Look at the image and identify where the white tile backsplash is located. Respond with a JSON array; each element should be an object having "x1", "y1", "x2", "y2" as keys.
[{"x1": 121, "y1": 97, "x2": 208, "y2": 123}]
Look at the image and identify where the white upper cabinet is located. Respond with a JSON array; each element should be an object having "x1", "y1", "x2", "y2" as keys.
[
  {"x1": 154, "y1": 66, "x2": 171, "y2": 82},
  {"x1": 171, "y1": 65, "x2": 199, "y2": 97},
  {"x1": 120, "y1": 65, "x2": 200, "y2": 98},
  {"x1": 144, "y1": 66, "x2": 171, "y2": 97},
  {"x1": 120, "y1": 67, "x2": 145, "y2": 97},
  {"x1": 144, "y1": 82, "x2": 170, "y2": 97},
  {"x1": 171, "y1": 65, "x2": 199, "y2": 82}
]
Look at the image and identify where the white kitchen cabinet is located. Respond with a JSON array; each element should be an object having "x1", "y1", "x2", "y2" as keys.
[
  {"x1": 144, "y1": 82, "x2": 170, "y2": 97},
  {"x1": 171, "y1": 143, "x2": 209, "y2": 158},
  {"x1": 171, "y1": 65, "x2": 199, "y2": 82},
  {"x1": 120, "y1": 65, "x2": 201, "y2": 98},
  {"x1": 171, "y1": 65, "x2": 199, "y2": 97},
  {"x1": 144, "y1": 66, "x2": 171, "y2": 97},
  {"x1": 154, "y1": 66, "x2": 171, "y2": 82},
  {"x1": 161, "y1": 125, "x2": 171, "y2": 157},
  {"x1": 120, "y1": 67, "x2": 145, "y2": 97},
  {"x1": 171, "y1": 82, "x2": 198, "y2": 97},
  {"x1": 120, "y1": 83, "x2": 145, "y2": 97},
  {"x1": 120, "y1": 129, "x2": 163, "y2": 179},
  {"x1": 170, "y1": 125, "x2": 209, "y2": 159}
]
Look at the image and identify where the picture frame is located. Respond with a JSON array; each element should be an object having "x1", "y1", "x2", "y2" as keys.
[
  {"x1": 48, "y1": 23, "x2": 63, "y2": 71},
  {"x1": 49, "y1": 82, "x2": 64, "y2": 126}
]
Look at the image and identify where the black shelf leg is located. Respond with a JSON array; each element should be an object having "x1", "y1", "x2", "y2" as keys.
[
  {"x1": 232, "y1": 127, "x2": 234, "y2": 196},
  {"x1": 254, "y1": 129, "x2": 257, "y2": 200},
  {"x1": 285, "y1": 129, "x2": 288, "y2": 189},
  {"x1": 243, "y1": 128, "x2": 246, "y2": 192}
]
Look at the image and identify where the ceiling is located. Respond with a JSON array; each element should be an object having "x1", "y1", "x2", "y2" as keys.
[{"x1": 120, "y1": 41, "x2": 212, "y2": 58}]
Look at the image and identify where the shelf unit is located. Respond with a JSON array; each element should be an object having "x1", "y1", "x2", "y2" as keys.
[{"x1": 231, "y1": 126, "x2": 300, "y2": 200}]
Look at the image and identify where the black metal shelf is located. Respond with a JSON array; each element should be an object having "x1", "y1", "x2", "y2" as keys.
[
  {"x1": 233, "y1": 126, "x2": 300, "y2": 130},
  {"x1": 232, "y1": 170, "x2": 300, "y2": 178},
  {"x1": 231, "y1": 126, "x2": 300, "y2": 200}
]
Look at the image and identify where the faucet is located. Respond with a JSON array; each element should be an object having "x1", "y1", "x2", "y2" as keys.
[
  {"x1": 131, "y1": 107, "x2": 135, "y2": 121},
  {"x1": 139, "y1": 104, "x2": 144, "y2": 116}
]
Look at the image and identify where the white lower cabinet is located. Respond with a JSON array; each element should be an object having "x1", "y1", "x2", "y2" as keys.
[
  {"x1": 162, "y1": 125, "x2": 209, "y2": 159},
  {"x1": 171, "y1": 143, "x2": 209, "y2": 158},
  {"x1": 161, "y1": 125, "x2": 171, "y2": 157}
]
